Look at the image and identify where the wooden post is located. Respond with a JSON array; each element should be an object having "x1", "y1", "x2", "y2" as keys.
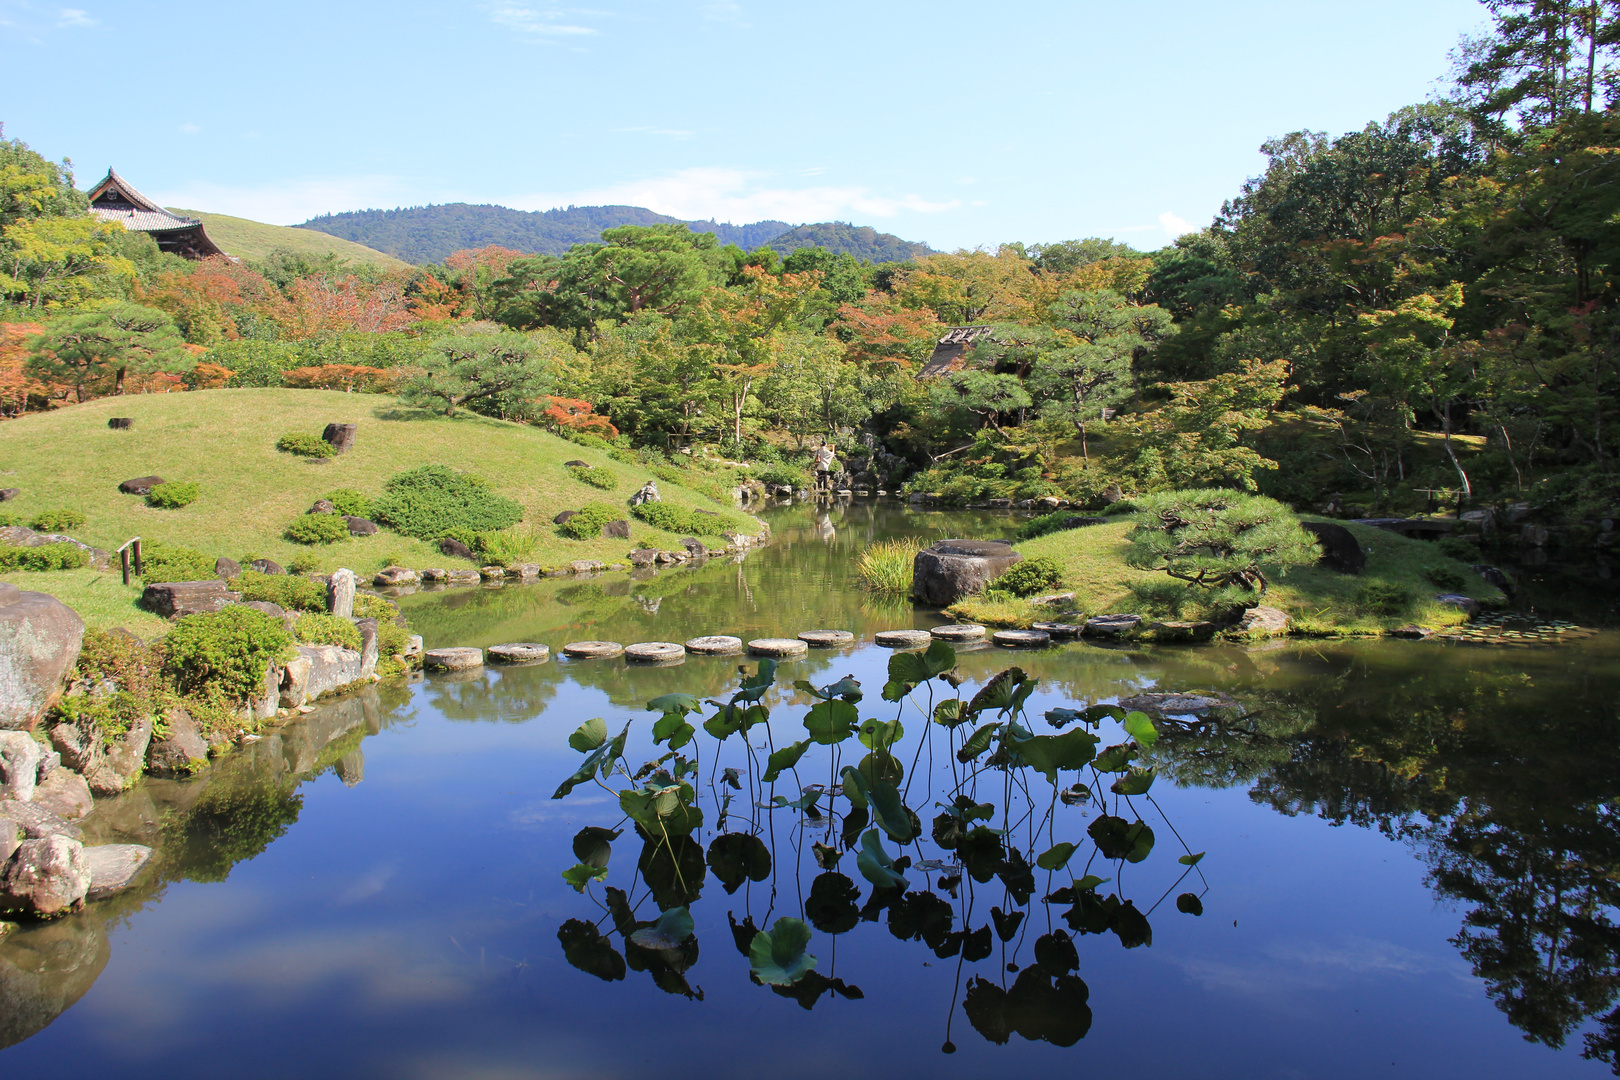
[
  {"x1": 121, "y1": 546, "x2": 130, "y2": 586},
  {"x1": 133, "y1": 538, "x2": 142, "y2": 576}
]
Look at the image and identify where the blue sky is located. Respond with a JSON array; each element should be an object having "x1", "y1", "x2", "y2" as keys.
[{"x1": 1, "y1": 0, "x2": 1487, "y2": 251}]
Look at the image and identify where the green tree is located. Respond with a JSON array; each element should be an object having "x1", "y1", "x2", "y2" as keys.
[
  {"x1": 1124, "y1": 488, "x2": 1318, "y2": 596},
  {"x1": 400, "y1": 329, "x2": 560, "y2": 418},
  {"x1": 1038, "y1": 289, "x2": 1175, "y2": 460},
  {"x1": 1127, "y1": 359, "x2": 1290, "y2": 491},
  {"x1": 759, "y1": 332, "x2": 868, "y2": 445},
  {"x1": 26, "y1": 302, "x2": 190, "y2": 401}
]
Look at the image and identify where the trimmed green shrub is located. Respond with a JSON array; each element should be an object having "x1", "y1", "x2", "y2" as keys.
[
  {"x1": 1355, "y1": 582, "x2": 1414, "y2": 616},
  {"x1": 1015, "y1": 511, "x2": 1084, "y2": 541},
  {"x1": 376, "y1": 619, "x2": 412, "y2": 663},
  {"x1": 0, "y1": 513, "x2": 21, "y2": 527},
  {"x1": 285, "y1": 513, "x2": 350, "y2": 545},
  {"x1": 0, "y1": 542, "x2": 89, "y2": 571},
  {"x1": 286, "y1": 552, "x2": 321, "y2": 574},
  {"x1": 140, "y1": 543, "x2": 215, "y2": 583},
  {"x1": 30, "y1": 508, "x2": 85, "y2": 532},
  {"x1": 1436, "y1": 536, "x2": 1479, "y2": 562},
  {"x1": 997, "y1": 556, "x2": 1065, "y2": 597},
  {"x1": 567, "y1": 463, "x2": 618, "y2": 490},
  {"x1": 147, "y1": 481, "x2": 200, "y2": 509},
  {"x1": 370, "y1": 465, "x2": 523, "y2": 540},
  {"x1": 163, "y1": 607, "x2": 296, "y2": 705},
  {"x1": 566, "y1": 431, "x2": 614, "y2": 452},
  {"x1": 1425, "y1": 565, "x2": 1468, "y2": 591},
  {"x1": 52, "y1": 628, "x2": 168, "y2": 749},
  {"x1": 236, "y1": 569, "x2": 327, "y2": 612},
  {"x1": 277, "y1": 432, "x2": 336, "y2": 458},
  {"x1": 293, "y1": 613, "x2": 362, "y2": 650},
  {"x1": 325, "y1": 489, "x2": 372, "y2": 518},
  {"x1": 1125, "y1": 579, "x2": 1194, "y2": 619},
  {"x1": 1101, "y1": 500, "x2": 1138, "y2": 517},
  {"x1": 651, "y1": 464, "x2": 686, "y2": 487},
  {"x1": 752, "y1": 465, "x2": 807, "y2": 489},
  {"x1": 353, "y1": 593, "x2": 399, "y2": 620},
  {"x1": 558, "y1": 503, "x2": 617, "y2": 540},
  {"x1": 630, "y1": 501, "x2": 739, "y2": 536}
]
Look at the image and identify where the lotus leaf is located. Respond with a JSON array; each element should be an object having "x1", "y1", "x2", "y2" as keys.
[
  {"x1": 568, "y1": 717, "x2": 608, "y2": 752},
  {"x1": 867, "y1": 780, "x2": 915, "y2": 842},
  {"x1": 804, "y1": 699, "x2": 859, "y2": 744},
  {"x1": 630, "y1": 905, "x2": 695, "y2": 950},
  {"x1": 856, "y1": 829, "x2": 909, "y2": 891},
  {"x1": 762, "y1": 738, "x2": 810, "y2": 782},
  {"x1": 749, "y1": 917, "x2": 817, "y2": 986},
  {"x1": 1123, "y1": 710, "x2": 1159, "y2": 747}
]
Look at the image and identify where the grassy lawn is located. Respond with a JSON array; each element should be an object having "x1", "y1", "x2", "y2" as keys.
[
  {"x1": 0, "y1": 389, "x2": 758, "y2": 632},
  {"x1": 167, "y1": 209, "x2": 409, "y2": 268},
  {"x1": 951, "y1": 518, "x2": 1506, "y2": 635}
]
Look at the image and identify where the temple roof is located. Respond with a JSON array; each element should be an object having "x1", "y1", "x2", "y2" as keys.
[
  {"x1": 918, "y1": 325, "x2": 996, "y2": 377},
  {"x1": 86, "y1": 169, "x2": 224, "y2": 258}
]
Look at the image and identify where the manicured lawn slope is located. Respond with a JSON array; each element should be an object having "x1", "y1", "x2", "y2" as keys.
[
  {"x1": 0, "y1": 389, "x2": 757, "y2": 629},
  {"x1": 167, "y1": 209, "x2": 409, "y2": 268},
  {"x1": 993, "y1": 518, "x2": 1506, "y2": 634}
]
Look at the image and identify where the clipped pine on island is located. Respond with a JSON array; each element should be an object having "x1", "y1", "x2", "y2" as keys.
[
  {"x1": 0, "y1": 388, "x2": 765, "y2": 632},
  {"x1": 946, "y1": 518, "x2": 1507, "y2": 637}
]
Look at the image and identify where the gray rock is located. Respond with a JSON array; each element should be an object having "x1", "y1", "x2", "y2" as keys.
[
  {"x1": 278, "y1": 654, "x2": 312, "y2": 708},
  {"x1": 488, "y1": 643, "x2": 549, "y2": 664},
  {"x1": 214, "y1": 556, "x2": 242, "y2": 580},
  {"x1": 874, "y1": 629, "x2": 933, "y2": 648},
  {"x1": 117, "y1": 476, "x2": 164, "y2": 495},
  {"x1": 0, "y1": 836, "x2": 89, "y2": 916},
  {"x1": 0, "y1": 733, "x2": 43, "y2": 801},
  {"x1": 309, "y1": 499, "x2": 336, "y2": 514},
  {"x1": 684, "y1": 635, "x2": 743, "y2": 655},
  {"x1": 560, "y1": 641, "x2": 623, "y2": 659},
  {"x1": 1301, "y1": 521, "x2": 1365, "y2": 575},
  {"x1": 107, "y1": 417, "x2": 133, "y2": 430},
  {"x1": 681, "y1": 537, "x2": 707, "y2": 557},
  {"x1": 356, "y1": 618, "x2": 379, "y2": 680},
  {"x1": 628, "y1": 548, "x2": 659, "y2": 566},
  {"x1": 321, "y1": 422, "x2": 357, "y2": 453},
  {"x1": 748, "y1": 638, "x2": 808, "y2": 658},
  {"x1": 345, "y1": 516, "x2": 378, "y2": 536},
  {"x1": 444, "y1": 568, "x2": 481, "y2": 584},
  {"x1": 0, "y1": 816, "x2": 17, "y2": 864},
  {"x1": 0, "y1": 489, "x2": 15, "y2": 501},
  {"x1": 630, "y1": 480, "x2": 660, "y2": 506},
  {"x1": 294, "y1": 644, "x2": 364, "y2": 701},
  {"x1": 0, "y1": 526, "x2": 110, "y2": 573},
  {"x1": 553, "y1": 510, "x2": 578, "y2": 525},
  {"x1": 425, "y1": 647, "x2": 484, "y2": 671},
  {"x1": 1236, "y1": 606, "x2": 1290, "y2": 636},
  {"x1": 1520, "y1": 523, "x2": 1551, "y2": 547},
  {"x1": 440, "y1": 537, "x2": 475, "y2": 560},
  {"x1": 1145, "y1": 620, "x2": 1218, "y2": 642},
  {"x1": 141, "y1": 580, "x2": 237, "y2": 618},
  {"x1": 0, "y1": 584, "x2": 84, "y2": 731},
  {"x1": 1473, "y1": 564, "x2": 1515, "y2": 594},
  {"x1": 145, "y1": 707, "x2": 208, "y2": 777},
  {"x1": 374, "y1": 566, "x2": 419, "y2": 587},
  {"x1": 798, "y1": 629, "x2": 856, "y2": 647},
  {"x1": 604, "y1": 519, "x2": 631, "y2": 539},
  {"x1": 929, "y1": 624, "x2": 986, "y2": 643},
  {"x1": 571, "y1": 560, "x2": 605, "y2": 574},
  {"x1": 910, "y1": 540, "x2": 1023, "y2": 606},
  {"x1": 49, "y1": 712, "x2": 151, "y2": 796},
  {"x1": 1118, "y1": 692, "x2": 1234, "y2": 714},
  {"x1": 563, "y1": 459, "x2": 588, "y2": 468},
  {"x1": 24, "y1": 770, "x2": 90, "y2": 823},
  {"x1": 249, "y1": 558, "x2": 285, "y2": 575},
  {"x1": 327, "y1": 568, "x2": 355, "y2": 619},
  {"x1": 993, "y1": 629, "x2": 1050, "y2": 648},
  {"x1": 1434, "y1": 593, "x2": 1481, "y2": 616},
  {"x1": 82, "y1": 844, "x2": 152, "y2": 900},
  {"x1": 0, "y1": 799, "x2": 82, "y2": 840},
  {"x1": 1083, "y1": 613, "x2": 1142, "y2": 639},
  {"x1": 625, "y1": 641, "x2": 685, "y2": 664}
]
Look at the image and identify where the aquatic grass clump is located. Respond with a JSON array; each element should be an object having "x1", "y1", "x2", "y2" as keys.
[{"x1": 856, "y1": 537, "x2": 922, "y2": 596}]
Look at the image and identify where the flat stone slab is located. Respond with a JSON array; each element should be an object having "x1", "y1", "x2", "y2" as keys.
[
  {"x1": 930, "y1": 624, "x2": 986, "y2": 642},
  {"x1": 424, "y1": 647, "x2": 484, "y2": 671},
  {"x1": 562, "y1": 641, "x2": 625, "y2": 659},
  {"x1": 1084, "y1": 614, "x2": 1142, "y2": 638},
  {"x1": 1146, "y1": 620, "x2": 1218, "y2": 642},
  {"x1": 874, "y1": 629, "x2": 933, "y2": 648},
  {"x1": 1032, "y1": 621, "x2": 1083, "y2": 637},
  {"x1": 83, "y1": 844, "x2": 152, "y2": 899},
  {"x1": 798, "y1": 630, "x2": 854, "y2": 647},
  {"x1": 993, "y1": 629, "x2": 1051, "y2": 648},
  {"x1": 487, "y1": 643, "x2": 549, "y2": 664},
  {"x1": 626, "y1": 642, "x2": 685, "y2": 664},
  {"x1": 749, "y1": 638, "x2": 808, "y2": 658},
  {"x1": 685, "y1": 635, "x2": 744, "y2": 655}
]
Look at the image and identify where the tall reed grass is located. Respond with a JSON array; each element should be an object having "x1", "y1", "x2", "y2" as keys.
[{"x1": 856, "y1": 537, "x2": 923, "y2": 596}]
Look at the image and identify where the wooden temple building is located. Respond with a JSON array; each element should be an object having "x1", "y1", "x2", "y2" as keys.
[
  {"x1": 86, "y1": 169, "x2": 224, "y2": 259},
  {"x1": 918, "y1": 325, "x2": 995, "y2": 377}
]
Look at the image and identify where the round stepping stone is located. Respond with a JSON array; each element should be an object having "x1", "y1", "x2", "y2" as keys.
[
  {"x1": 424, "y1": 647, "x2": 484, "y2": 671},
  {"x1": 1084, "y1": 613, "x2": 1142, "y2": 639},
  {"x1": 874, "y1": 629, "x2": 932, "y2": 648},
  {"x1": 749, "y1": 638, "x2": 809, "y2": 658},
  {"x1": 930, "y1": 624, "x2": 986, "y2": 642},
  {"x1": 626, "y1": 641, "x2": 685, "y2": 664},
  {"x1": 1031, "y1": 622, "x2": 1083, "y2": 638},
  {"x1": 798, "y1": 629, "x2": 855, "y2": 647},
  {"x1": 562, "y1": 641, "x2": 625, "y2": 659},
  {"x1": 487, "y1": 643, "x2": 549, "y2": 664},
  {"x1": 993, "y1": 629, "x2": 1051, "y2": 648},
  {"x1": 685, "y1": 635, "x2": 744, "y2": 655}
]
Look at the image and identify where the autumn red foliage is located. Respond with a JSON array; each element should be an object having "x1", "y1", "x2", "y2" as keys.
[
  {"x1": 280, "y1": 364, "x2": 403, "y2": 392},
  {"x1": 540, "y1": 395, "x2": 618, "y2": 438}
]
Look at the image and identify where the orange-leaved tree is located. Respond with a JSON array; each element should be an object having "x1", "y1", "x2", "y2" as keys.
[
  {"x1": 540, "y1": 395, "x2": 619, "y2": 439},
  {"x1": 280, "y1": 364, "x2": 403, "y2": 392}
]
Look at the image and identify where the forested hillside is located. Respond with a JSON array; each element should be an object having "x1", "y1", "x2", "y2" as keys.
[
  {"x1": 296, "y1": 203, "x2": 885, "y2": 263},
  {"x1": 768, "y1": 221, "x2": 932, "y2": 262}
]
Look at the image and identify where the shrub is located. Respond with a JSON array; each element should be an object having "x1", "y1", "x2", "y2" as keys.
[
  {"x1": 753, "y1": 465, "x2": 807, "y2": 489},
  {"x1": 147, "y1": 481, "x2": 200, "y2": 509},
  {"x1": 277, "y1": 432, "x2": 336, "y2": 458},
  {"x1": 856, "y1": 537, "x2": 922, "y2": 596},
  {"x1": 1101, "y1": 500, "x2": 1138, "y2": 517},
  {"x1": 1016, "y1": 511, "x2": 1084, "y2": 541},
  {"x1": 566, "y1": 431, "x2": 615, "y2": 452},
  {"x1": 370, "y1": 465, "x2": 522, "y2": 540},
  {"x1": 353, "y1": 593, "x2": 399, "y2": 621},
  {"x1": 1125, "y1": 579, "x2": 1193, "y2": 619},
  {"x1": 630, "y1": 501, "x2": 739, "y2": 536},
  {"x1": 1355, "y1": 582, "x2": 1414, "y2": 617},
  {"x1": 293, "y1": 612, "x2": 362, "y2": 650},
  {"x1": 651, "y1": 464, "x2": 686, "y2": 487},
  {"x1": 52, "y1": 628, "x2": 167, "y2": 747},
  {"x1": 325, "y1": 489, "x2": 372, "y2": 518},
  {"x1": 236, "y1": 569, "x2": 327, "y2": 612},
  {"x1": 997, "y1": 556, "x2": 1065, "y2": 597},
  {"x1": 287, "y1": 552, "x2": 322, "y2": 574},
  {"x1": 30, "y1": 508, "x2": 85, "y2": 532},
  {"x1": 163, "y1": 607, "x2": 296, "y2": 705},
  {"x1": 0, "y1": 542, "x2": 89, "y2": 571},
  {"x1": 376, "y1": 619, "x2": 413, "y2": 664},
  {"x1": 477, "y1": 528, "x2": 540, "y2": 566},
  {"x1": 567, "y1": 464, "x2": 618, "y2": 491},
  {"x1": 1436, "y1": 536, "x2": 1479, "y2": 561},
  {"x1": 1125, "y1": 489, "x2": 1316, "y2": 595},
  {"x1": 558, "y1": 503, "x2": 617, "y2": 540},
  {"x1": 141, "y1": 543, "x2": 215, "y2": 583},
  {"x1": 285, "y1": 513, "x2": 351, "y2": 545},
  {"x1": 1425, "y1": 565, "x2": 1468, "y2": 591}
]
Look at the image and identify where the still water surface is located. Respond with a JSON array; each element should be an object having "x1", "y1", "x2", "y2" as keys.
[{"x1": 2, "y1": 500, "x2": 1618, "y2": 1078}]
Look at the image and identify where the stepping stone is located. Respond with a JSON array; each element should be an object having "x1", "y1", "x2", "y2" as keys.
[
  {"x1": 1083, "y1": 614, "x2": 1142, "y2": 639},
  {"x1": 1032, "y1": 622, "x2": 1083, "y2": 638},
  {"x1": 798, "y1": 630, "x2": 854, "y2": 647},
  {"x1": 685, "y1": 635, "x2": 744, "y2": 655},
  {"x1": 425, "y1": 647, "x2": 484, "y2": 671},
  {"x1": 993, "y1": 629, "x2": 1051, "y2": 648},
  {"x1": 930, "y1": 624, "x2": 986, "y2": 642},
  {"x1": 874, "y1": 629, "x2": 932, "y2": 648},
  {"x1": 626, "y1": 641, "x2": 685, "y2": 664},
  {"x1": 83, "y1": 844, "x2": 152, "y2": 900},
  {"x1": 562, "y1": 641, "x2": 625, "y2": 659},
  {"x1": 749, "y1": 638, "x2": 809, "y2": 658},
  {"x1": 487, "y1": 643, "x2": 549, "y2": 664}
]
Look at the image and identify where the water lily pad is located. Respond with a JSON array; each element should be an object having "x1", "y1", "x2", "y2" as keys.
[
  {"x1": 1037, "y1": 842, "x2": 1077, "y2": 871},
  {"x1": 1123, "y1": 710, "x2": 1159, "y2": 747},
  {"x1": 804, "y1": 699, "x2": 859, "y2": 745},
  {"x1": 867, "y1": 780, "x2": 916, "y2": 842},
  {"x1": 706, "y1": 833, "x2": 771, "y2": 893},
  {"x1": 749, "y1": 917, "x2": 817, "y2": 985},
  {"x1": 856, "y1": 829, "x2": 909, "y2": 891},
  {"x1": 557, "y1": 918, "x2": 625, "y2": 982},
  {"x1": 568, "y1": 717, "x2": 608, "y2": 752},
  {"x1": 630, "y1": 905, "x2": 695, "y2": 950},
  {"x1": 762, "y1": 739, "x2": 810, "y2": 783}
]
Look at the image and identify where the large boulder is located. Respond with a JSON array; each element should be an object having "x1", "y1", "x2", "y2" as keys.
[
  {"x1": 604, "y1": 519, "x2": 631, "y2": 539},
  {"x1": 82, "y1": 844, "x2": 152, "y2": 900},
  {"x1": 288, "y1": 644, "x2": 364, "y2": 705},
  {"x1": 910, "y1": 540, "x2": 1023, "y2": 606},
  {"x1": 49, "y1": 712, "x2": 151, "y2": 796},
  {"x1": 373, "y1": 566, "x2": 418, "y2": 587},
  {"x1": 116, "y1": 476, "x2": 164, "y2": 495},
  {"x1": 1301, "y1": 521, "x2": 1365, "y2": 575},
  {"x1": 439, "y1": 537, "x2": 475, "y2": 560},
  {"x1": 0, "y1": 836, "x2": 89, "y2": 917},
  {"x1": 321, "y1": 423, "x2": 357, "y2": 453},
  {"x1": 356, "y1": 618, "x2": 379, "y2": 680},
  {"x1": 25, "y1": 769, "x2": 91, "y2": 822},
  {"x1": 345, "y1": 516, "x2": 378, "y2": 536},
  {"x1": 0, "y1": 526, "x2": 110, "y2": 571},
  {"x1": 0, "y1": 584, "x2": 84, "y2": 732},
  {"x1": 214, "y1": 557, "x2": 242, "y2": 580},
  {"x1": 0, "y1": 732, "x2": 44, "y2": 801},
  {"x1": 140, "y1": 580, "x2": 238, "y2": 619},
  {"x1": 1235, "y1": 606, "x2": 1290, "y2": 636},
  {"x1": 145, "y1": 707, "x2": 208, "y2": 777},
  {"x1": 328, "y1": 568, "x2": 355, "y2": 619},
  {"x1": 630, "y1": 480, "x2": 660, "y2": 506},
  {"x1": 0, "y1": 799, "x2": 82, "y2": 840},
  {"x1": 248, "y1": 558, "x2": 285, "y2": 575}
]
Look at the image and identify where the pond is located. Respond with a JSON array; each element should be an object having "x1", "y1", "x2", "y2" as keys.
[{"x1": 3, "y1": 499, "x2": 1620, "y2": 1079}]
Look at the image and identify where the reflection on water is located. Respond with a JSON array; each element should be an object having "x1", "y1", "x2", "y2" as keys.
[{"x1": 2, "y1": 499, "x2": 1620, "y2": 1077}]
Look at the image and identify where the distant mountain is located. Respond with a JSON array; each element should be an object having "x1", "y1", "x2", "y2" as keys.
[{"x1": 294, "y1": 203, "x2": 931, "y2": 265}]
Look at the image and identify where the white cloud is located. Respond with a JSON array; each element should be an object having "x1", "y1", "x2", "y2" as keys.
[
  {"x1": 150, "y1": 175, "x2": 421, "y2": 225},
  {"x1": 178, "y1": 122, "x2": 200, "y2": 135},
  {"x1": 509, "y1": 166, "x2": 960, "y2": 225},
  {"x1": 488, "y1": 5, "x2": 597, "y2": 38},
  {"x1": 57, "y1": 7, "x2": 98, "y2": 27},
  {"x1": 702, "y1": 2, "x2": 747, "y2": 26},
  {"x1": 1159, "y1": 210, "x2": 1193, "y2": 237}
]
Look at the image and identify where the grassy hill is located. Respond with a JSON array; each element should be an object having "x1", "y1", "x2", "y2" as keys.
[
  {"x1": 0, "y1": 389, "x2": 758, "y2": 634},
  {"x1": 167, "y1": 209, "x2": 409, "y2": 268}
]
